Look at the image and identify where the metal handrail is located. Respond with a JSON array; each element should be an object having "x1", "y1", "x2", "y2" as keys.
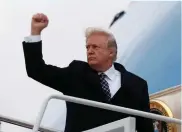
[
  {"x1": 32, "y1": 94, "x2": 182, "y2": 132},
  {"x1": 0, "y1": 114, "x2": 59, "y2": 132}
]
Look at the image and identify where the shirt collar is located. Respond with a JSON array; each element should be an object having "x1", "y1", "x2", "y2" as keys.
[{"x1": 98, "y1": 65, "x2": 116, "y2": 80}]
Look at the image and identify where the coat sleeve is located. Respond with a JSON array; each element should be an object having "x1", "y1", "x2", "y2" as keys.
[
  {"x1": 136, "y1": 81, "x2": 154, "y2": 132},
  {"x1": 22, "y1": 41, "x2": 74, "y2": 94}
]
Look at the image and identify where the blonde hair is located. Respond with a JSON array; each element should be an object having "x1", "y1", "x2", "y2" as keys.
[{"x1": 85, "y1": 27, "x2": 117, "y2": 61}]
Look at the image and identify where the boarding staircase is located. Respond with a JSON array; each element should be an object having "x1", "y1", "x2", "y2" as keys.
[{"x1": 0, "y1": 94, "x2": 181, "y2": 132}]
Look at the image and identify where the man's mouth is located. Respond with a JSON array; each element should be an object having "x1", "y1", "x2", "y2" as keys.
[{"x1": 88, "y1": 57, "x2": 95, "y2": 60}]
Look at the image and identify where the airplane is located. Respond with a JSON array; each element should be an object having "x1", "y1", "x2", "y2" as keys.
[{"x1": 109, "y1": 1, "x2": 181, "y2": 132}]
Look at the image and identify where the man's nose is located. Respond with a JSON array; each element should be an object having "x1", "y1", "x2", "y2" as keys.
[{"x1": 87, "y1": 47, "x2": 94, "y2": 54}]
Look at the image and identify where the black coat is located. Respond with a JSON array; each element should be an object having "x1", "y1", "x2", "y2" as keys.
[{"x1": 22, "y1": 41, "x2": 154, "y2": 132}]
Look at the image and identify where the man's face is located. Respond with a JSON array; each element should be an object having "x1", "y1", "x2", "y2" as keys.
[{"x1": 86, "y1": 33, "x2": 112, "y2": 67}]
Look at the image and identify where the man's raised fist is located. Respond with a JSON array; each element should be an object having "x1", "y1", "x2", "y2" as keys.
[{"x1": 31, "y1": 13, "x2": 49, "y2": 35}]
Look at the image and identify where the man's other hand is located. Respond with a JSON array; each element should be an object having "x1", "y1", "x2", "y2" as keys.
[{"x1": 31, "y1": 13, "x2": 49, "y2": 35}]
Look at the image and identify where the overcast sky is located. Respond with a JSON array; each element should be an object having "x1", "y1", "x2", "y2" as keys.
[{"x1": 0, "y1": 0, "x2": 130, "y2": 131}]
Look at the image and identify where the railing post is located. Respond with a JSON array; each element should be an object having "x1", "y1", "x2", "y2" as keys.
[{"x1": 32, "y1": 96, "x2": 52, "y2": 132}]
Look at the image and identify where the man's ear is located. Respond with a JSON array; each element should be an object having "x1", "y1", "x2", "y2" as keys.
[{"x1": 109, "y1": 48, "x2": 114, "y2": 57}]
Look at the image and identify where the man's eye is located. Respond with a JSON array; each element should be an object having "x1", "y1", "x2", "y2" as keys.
[{"x1": 93, "y1": 46, "x2": 99, "y2": 49}]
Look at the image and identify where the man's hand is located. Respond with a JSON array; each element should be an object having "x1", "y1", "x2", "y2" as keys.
[{"x1": 31, "y1": 13, "x2": 49, "y2": 35}]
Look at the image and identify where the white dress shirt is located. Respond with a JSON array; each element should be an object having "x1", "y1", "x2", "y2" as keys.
[{"x1": 24, "y1": 35, "x2": 121, "y2": 97}]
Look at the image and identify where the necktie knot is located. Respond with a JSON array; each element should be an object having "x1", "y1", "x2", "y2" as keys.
[{"x1": 99, "y1": 73, "x2": 107, "y2": 79}]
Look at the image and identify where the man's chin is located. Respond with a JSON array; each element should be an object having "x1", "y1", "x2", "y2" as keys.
[{"x1": 88, "y1": 60, "x2": 97, "y2": 66}]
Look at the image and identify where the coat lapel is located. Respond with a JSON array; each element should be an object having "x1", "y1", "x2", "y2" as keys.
[
  {"x1": 114, "y1": 62, "x2": 126, "y2": 87},
  {"x1": 111, "y1": 63, "x2": 129, "y2": 103},
  {"x1": 84, "y1": 65, "x2": 107, "y2": 102}
]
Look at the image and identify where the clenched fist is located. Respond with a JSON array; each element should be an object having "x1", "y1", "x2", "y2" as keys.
[{"x1": 31, "y1": 13, "x2": 49, "y2": 35}]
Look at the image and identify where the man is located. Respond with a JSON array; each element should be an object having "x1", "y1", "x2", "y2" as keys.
[{"x1": 22, "y1": 13, "x2": 154, "y2": 132}]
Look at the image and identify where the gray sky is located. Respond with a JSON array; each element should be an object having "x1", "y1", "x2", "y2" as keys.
[{"x1": 0, "y1": 0, "x2": 130, "y2": 131}]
